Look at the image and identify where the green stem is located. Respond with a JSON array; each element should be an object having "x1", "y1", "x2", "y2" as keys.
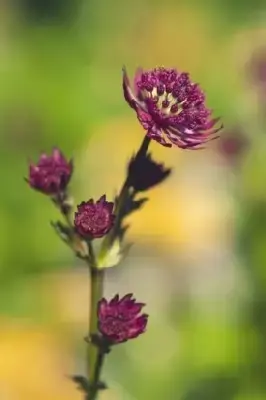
[
  {"x1": 53, "y1": 193, "x2": 105, "y2": 398},
  {"x1": 64, "y1": 212, "x2": 73, "y2": 230},
  {"x1": 87, "y1": 266, "x2": 104, "y2": 393},
  {"x1": 85, "y1": 136, "x2": 151, "y2": 398},
  {"x1": 136, "y1": 135, "x2": 151, "y2": 158},
  {"x1": 86, "y1": 136, "x2": 151, "y2": 398},
  {"x1": 88, "y1": 350, "x2": 106, "y2": 400},
  {"x1": 88, "y1": 240, "x2": 97, "y2": 267}
]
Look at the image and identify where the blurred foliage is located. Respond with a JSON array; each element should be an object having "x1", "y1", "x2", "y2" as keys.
[
  {"x1": 0, "y1": 0, "x2": 94, "y2": 284},
  {"x1": 21, "y1": 0, "x2": 80, "y2": 22},
  {"x1": 0, "y1": 0, "x2": 266, "y2": 399}
]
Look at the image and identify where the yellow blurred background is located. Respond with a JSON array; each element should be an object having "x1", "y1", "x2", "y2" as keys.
[{"x1": 1, "y1": 0, "x2": 266, "y2": 399}]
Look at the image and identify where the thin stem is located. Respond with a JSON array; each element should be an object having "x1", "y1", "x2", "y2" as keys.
[
  {"x1": 52, "y1": 192, "x2": 105, "y2": 398},
  {"x1": 87, "y1": 240, "x2": 97, "y2": 267},
  {"x1": 63, "y1": 211, "x2": 73, "y2": 230},
  {"x1": 136, "y1": 135, "x2": 151, "y2": 158},
  {"x1": 55, "y1": 196, "x2": 89, "y2": 259},
  {"x1": 88, "y1": 351, "x2": 106, "y2": 400},
  {"x1": 85, "y1": 136, "x2": 151, "y2": 398},
  {"x1": 87, "y1": 266, "x2": 104, "y2": 390}
]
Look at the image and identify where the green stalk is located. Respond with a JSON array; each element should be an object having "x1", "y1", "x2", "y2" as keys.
[
  {"x1": 87, "y1": 350, "x2": 106, "y2": 400},
  {"x1": 87, "y1": 243, "x2": 104, "y2": 388},
  {"x1": 86, "y1": 135, "x2": 151, "y2": 399}
]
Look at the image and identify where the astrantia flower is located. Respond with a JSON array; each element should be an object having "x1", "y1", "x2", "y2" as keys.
[
  {"x1": 74, "y1": 195, "x2": 115, "y2": 239},
  {"x1": 123, "y1": 66, "x2": 222, "y2": 149},
  {"x1": 27, "y1": 148, "x2": 73, "y2": 195},
  {"x1": 97, "y1": 294, "x2": 148, "y2": 344},
  {"x1": 127, "y1": 152, "x2": 171, "y2": 191}
]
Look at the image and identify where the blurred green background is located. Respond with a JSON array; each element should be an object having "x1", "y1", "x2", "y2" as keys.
[{"x1": 1, "y1": 0, "x2": 266, "y2": 399}]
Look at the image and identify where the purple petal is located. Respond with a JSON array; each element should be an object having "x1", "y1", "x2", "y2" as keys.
[
  {"x1": 98, "y1": 195, "x2": 107, "y2": 204},
  {"x1": 122, "y1": 67, "x2": 138, "y2": 109},
  {"x1": 110, "y1": 294, "x2": 120, "y2": 305},
  {"x1": 52, "y1": 147, "x2": 64, "y2": 162},
  {"x1": 105, "y1": 202, "x2": 114, "y2": 213},
  {"x1": 29, "y1": 165, "x2": 39, "y2": 174},
  {"x1": 204, "y1": 117, "x2": 220, "y2": 130},
  {"x1": 119, "y1": 293, "x2": 134, "y2": 305},
  {"x1": 128, "y1": 314, "x2": 148, "y2": 339},
  {"x1": 97, "y1": 298, "x2": 108, "y2": 318},
  {"x1": 136, "y1": 108, "x2": 154, "y2": 130},
  {"x1": 133, "y1": 67, "x2": 144, "y2": 96},
  {"x1": 127, "y1": 302, "x2": 145, "y2": 316},
  {"x1": 39, "y1": 153, "x2": 49, "y2": 162},
  {"x1": 147, "y1": 127, "x2": 172, "y2": 147}
]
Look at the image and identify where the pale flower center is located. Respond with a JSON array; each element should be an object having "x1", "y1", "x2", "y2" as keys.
[{"x1": 142, "y1": 86, "x2": 184, "y2": 117}]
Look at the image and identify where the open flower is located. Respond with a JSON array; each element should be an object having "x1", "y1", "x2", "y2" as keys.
[
  {"x1": 97, "y1": 294, "x2": 148, "y2": 344},
  {"x1": 27, "y1": 148, "x2": 73, "y2": 195},
  {"x1": 123, "y1": 66, "x2": 222, "y2": 149},
  {"x1": 74, "y1": 195, "x2": 115, "y2": 239}
]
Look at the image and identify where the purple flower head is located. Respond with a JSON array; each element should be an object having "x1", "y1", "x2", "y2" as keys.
[
  {"x1": 123, "y1": 66, "x2": 223, "y2": 149},
  {"x1": 97, "y1": 294, "x2": 148, "y2": 344},
  {"x1": 27, "y1": 148, "x2": 73, "y2": 195},
  {"x1": 74, "y1": 195, "x2": 115, "y2": 239},
  {"x1": 128, "y1": 152, "x2": 171, "y2": 191}
]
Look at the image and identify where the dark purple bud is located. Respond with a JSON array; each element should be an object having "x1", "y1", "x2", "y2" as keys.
[
  {"x1": 97, "y1": 294, "x2": 148, "y2": 344},
  {"x1": 27, "y1": 148, "x2": 73, "y2": 195},
  {"x1": 74, "y1": 195, "x2": 115, "y2": 239},
  {"x1": 127, "y1": 152, "x2": 171, "y2": 192}
]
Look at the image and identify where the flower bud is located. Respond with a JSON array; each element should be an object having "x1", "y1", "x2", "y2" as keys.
[
  {"x1": 74, "y1": 195, "x2": 115, "y2": 239},
  {"x1": 97, "y1": 294, "x2": 148, "y2": 344},
  {"x1": 27, "y1": 148, "x2": 73, "y2": 195}
]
